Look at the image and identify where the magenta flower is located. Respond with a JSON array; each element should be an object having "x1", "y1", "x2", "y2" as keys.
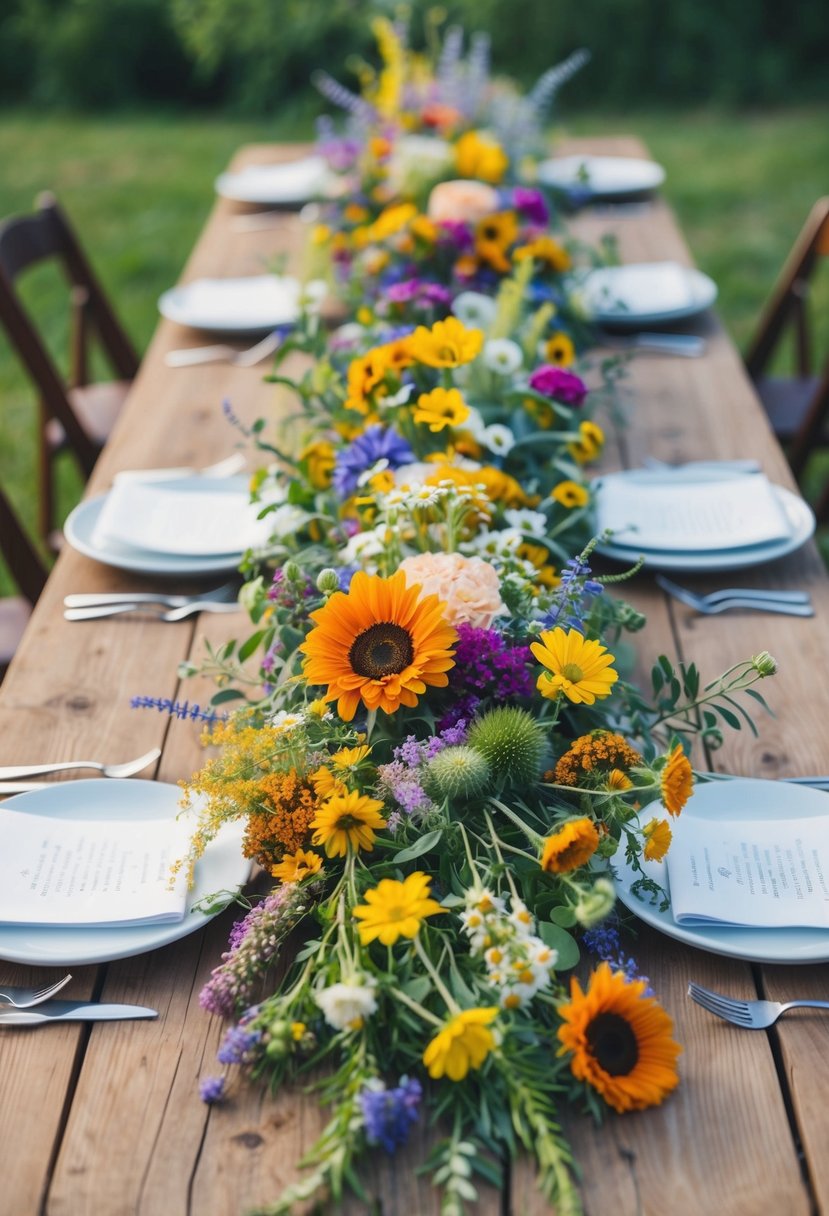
[
  {"x1": 513, "y1": 186, "x2": 550, "y2": 227},
  {"x1": 528, "y1": 365, "x2": 588, "y2": 406}
]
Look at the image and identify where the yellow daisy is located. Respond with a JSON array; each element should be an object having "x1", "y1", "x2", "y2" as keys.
[
  {"x1": 544, "y1": 332, "x2": 576, "y2": 367},
  {"x1": 271, "y1": 848, "x2": 323, "y2": 883},
  {"x1": 660, "y1": 745, "x2": 693, "y2": 817},
  {"x1": 642, "y1": 818, "x2": 672, "y2": 861},
  {"x1": 353, "y1": 872, "x2": 443, "y2": 945},
  {"x1": 310, "y1": 789, "x2": 387, "y2": 858},
  {"x1": 422, "y1": 1007, "x2": 499, "y2": 1081},
  {"x1": 551, "y1": 480, "x2": 589, "y2": 509},
  {"x1": 557, "y1": 962, "x2": 681, "y2": 1113},
  {"x1": 413, "y1": 386, "x2": 470, "y2": 432},
  {"x1": 540, "y1": 818, "x2": 599, "y2": 873},
  {"x1": 531, "y1": 627, "x2": 618, "y2": 706},
  {"x1": 407, "y1": 316, "x2": 483, "y2": 368},
  {"x1": 300, "y1": 570, "x2": 457, "y2": 721},
  {"x1": 568, "y1": 420, "x2": 605, "y2": 464}
]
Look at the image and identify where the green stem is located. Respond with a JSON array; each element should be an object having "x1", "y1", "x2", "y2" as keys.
[
  {"x1": 414, "y1": 935, "x2": 460, "y2": 1014},
  {"x1": 388, "y1": 985, "x2": 444, "y2": 1027}
]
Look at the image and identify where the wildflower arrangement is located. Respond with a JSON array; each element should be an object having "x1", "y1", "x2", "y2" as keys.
[{"x1": 161, "y1": 25, "x2": 780, "y2": 1216}]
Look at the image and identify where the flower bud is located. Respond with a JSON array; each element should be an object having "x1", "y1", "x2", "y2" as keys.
[
  {"x1": 316, "y1": 568, "x2": 340, "y2": 595},
  {"x1": 751, "y1": 651, "x2": 778, "y2": 677},
  {"x1": 282, "y1": 560, "x2": 302, "y2": 584},
  {"x1": 573, "y1": 877, "x2": 616, "y2": 927}
]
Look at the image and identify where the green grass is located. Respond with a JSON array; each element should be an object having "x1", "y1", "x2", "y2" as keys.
[{"x1": 1, "y1": 106, "x2": 828, "y2": 592}]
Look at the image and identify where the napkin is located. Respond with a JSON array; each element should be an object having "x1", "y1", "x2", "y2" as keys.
[
  {"x1": 582, "y1": 262, "x2": 695, "y2": 317},
  {"x1": 169, "y1": 275, "x2": 302, "y2": 330},
  {"x1": 595, "y1": 472, "x2": 792, "y2": 552},
  {"x1": 92, "y1": 478, "x2": 271, "y2": 556}
]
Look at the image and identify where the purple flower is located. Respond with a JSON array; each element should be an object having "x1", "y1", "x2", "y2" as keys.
[
  {"x1": 528, "y1": 365, "x2": 588, "y2": 406},
  {"x1": 360, "y1": 1077, "x2": 422, "y2": 1153},
  {"x1": 436, "y1": 221, "x2": 474, "y2": 251},
  {"x1": 199, "y1": 1075, "x2": 226, "y2": 1105},
  {"x1": 544, "y1": 553, "x2": 603, "y2": 632},
  {"x1": 513, "y1": 186, "x2": 550, "y2": 227},
  {"x1": 217, "y1": 1023, "x2": 262, "y2": 1065},
  {"x1": 333, "y1": 426, "x2": 415, "y2": 498},
  {"x1": 386, "y1": 279, "x2": 422, "y2": 303},
  {"x1": 582, "y1": 923, "x2": 652, "y2": 995},
  {"x1": 131, "y1": 695, "x2": 226, "y2": 725}
]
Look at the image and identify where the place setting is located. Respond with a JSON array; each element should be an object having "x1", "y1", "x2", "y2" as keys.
[
  {"x1": 537, "y1": 152, "x2": 666, "y2": 206},
  {"x1": 574, "y1": 258, "x2": 718, "y2": 330}
]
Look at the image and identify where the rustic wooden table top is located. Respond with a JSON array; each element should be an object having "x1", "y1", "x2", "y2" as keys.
[{"x1": 1, "y1": 137, "x2": 828, "y2": 1216}]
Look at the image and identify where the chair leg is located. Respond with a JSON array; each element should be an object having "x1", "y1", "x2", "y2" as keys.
[
  {"x1": 787, "y1": 367, "x2": 829, "y2": 482},
  {"x1": 37, "y1": 398, "x2": 55, "y2": 550}
]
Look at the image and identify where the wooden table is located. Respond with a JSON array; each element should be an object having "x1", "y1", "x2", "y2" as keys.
[{"x1": 2, "y1": 138, "x2": 829, "y2": 1216}]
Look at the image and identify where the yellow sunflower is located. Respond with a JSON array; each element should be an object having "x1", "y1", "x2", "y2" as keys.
[
  {"x1": 454, "y1": 130, "x2": 508, "y2": 183},
  {"x1": 540, "y1": 818, "x2": 599, "y2": 873},
  {"x1": 531, "y1": 627, "x2": 618, "y2": 706},
  {"x1": 544, "y1": 332, "x2": 576, "y2": 367},
  {"x1": 413, "y1": 386, "x2": 470, "y2": 432},
  {"x1": 557, "y1": 962, "x2": 681, "y2": 1113},
  {"x1": 310, "y1": 789, "x2": 387, "y2": 857},
  {"x1": 422, "y1": 1007, "x2": 499, "y2": 1081},
  {"x1": 642, "y1": 818, "x2": 672, "y2": 862},
  {"x1": 353, "y1": 871, "x2": 443, "y2": 945},
  {"x1": 660, "y1": 745, "x2": 693, "y2": 817},
  {"x1": 300, "y1": 570, "x2": 457, "y2": 721},
  {"x1": 271, "y1": 848, "x2": 323, "y2": 883},
  {"x1": 551, "y1": 480, "x2": 589, "y2": 509},
  {"x1": 568, "y1": 420, "x2": 605, "y2": 464},
  {"x1": 407, "y1": 316, "x2": 483, "y2": 368},
  {"x1": 345, "y1": 347, "x2": 393, "y2": 413},
  {"x1": 513, "y1": 236, "x2": 572, "y2": 273},
  {"x1": 475, "y1": 211, "x2": 519, "y2": 273}
]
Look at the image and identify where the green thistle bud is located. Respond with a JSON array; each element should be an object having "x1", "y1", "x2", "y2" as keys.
[
  {"x1": 574, "y1": 877, "x2": 616, "y2": 927},
  {"x1": 467, "y1": 707, "x2": 546, "y2": 788},
  {"x1": 282, "y1": 560, "x2": 302, "y2": 584},
  {"x1": 424, "y1": 746, "x2": 491, "y2": 802},
  {"x1": 316, "y1": 568, "x2": 340, "y2": 595},
  {"x1": 751, "y1": 651, "x2": 778, "y2": 677}
]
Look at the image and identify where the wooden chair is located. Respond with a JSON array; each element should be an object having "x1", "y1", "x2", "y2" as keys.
[
  {"x1": 745, "y1": 197, "x2": 829, "y2": 516},
  {"x1": 0, "y1": 486, "x2": 48, "y2": 679},
  {"x1": 0, "y1": 192, "x2": 139, "y2": 548}
]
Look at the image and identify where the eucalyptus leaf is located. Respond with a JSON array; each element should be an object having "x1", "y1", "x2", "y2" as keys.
[{"x1": 538, "y1": 922, "x2": 580, "y2": 970}]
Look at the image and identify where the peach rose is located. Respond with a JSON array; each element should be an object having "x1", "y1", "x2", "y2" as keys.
[
  {"x1": 427, "y1": 179, "x2": 500, "y2": 224},
  {"x1": 400, "y1": 552, "x2": 505, "y2": 629}
]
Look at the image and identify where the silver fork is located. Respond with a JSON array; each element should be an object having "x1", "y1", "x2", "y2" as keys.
[
  {"x1": 0, "y1": 746, "x2": 160, "y2": 782},
  {"x1": 0, "y1": 975, "x2": 72, "y2": 1008},
  {"x1": 64, "y1": 580, "x2": 240, "y2": 611},
  {"x1": 688, "y1": 982, "x2": 829, "y2": 1029},
  {"x1": 656, "y1": 576, "x2": 814, "y2": 616},
  {"x1": 164, "y1": 330, "x2": 281, "y2": 368},
  {"x1": 64, "y1": 600, "x2": 241, "y2": 622}
]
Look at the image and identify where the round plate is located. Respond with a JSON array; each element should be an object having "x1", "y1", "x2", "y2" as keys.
[
  {"x1": 215, "y1": 156, "x2": 334, "y2": 205},
  {"x1": 64, "y1": 492, "x2": 247, "y2": 577},
  {"x1": 595, "y1": 483, "x2": 815, "y2": 571},
  {"x1": 0, "y1": 780, "x2": 248, "y2": 966},
  {"x1": 537, "y1": 154, "x2": 665, "y2": 198},
  {"x1": 614, "y1": 778, "x2": 829, "y2": 964},
  {"x1": 576, "y1": 262, "x2": 717, "y2": 328},
  {"x1": 158, "y1": 274, "x2": 303, "y2": 336}
]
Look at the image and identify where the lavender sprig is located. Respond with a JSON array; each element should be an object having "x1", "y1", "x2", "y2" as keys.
[{"x1": 130, "y1": 696, "x2": 227, "y2": 724}]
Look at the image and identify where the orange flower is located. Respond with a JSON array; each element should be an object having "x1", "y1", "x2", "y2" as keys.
[
  {"x1": 660, "y1": 746, "x2": 693, "y2": 817},
  {"x1": 540, "y1": 818, "x2": 600, "y2": 873}
]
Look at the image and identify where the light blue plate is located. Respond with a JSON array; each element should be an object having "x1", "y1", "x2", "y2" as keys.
[
  {"x1": 64, "y1": 476, "x2": 250, "y2": 577},
  {"x1": 614, "y1": 778, "x2": 829, "y2": 964},
  {"x1": 0, "y1": 779, "x2": 248, "y2": 965}
]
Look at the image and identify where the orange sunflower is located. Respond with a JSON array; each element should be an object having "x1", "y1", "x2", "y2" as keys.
[
  {"x1": 660, "y1": 745, "x2": 693, "y2": 817},
  {"x1": 540, "y1": 818, "x2": 599, "y2": 873},
  {"x1": 300, "y1": 571, "x2": 457, "y2": 721},
  {"x1": 558, "y1": 962, "x2": 681, "y2": 1113}
]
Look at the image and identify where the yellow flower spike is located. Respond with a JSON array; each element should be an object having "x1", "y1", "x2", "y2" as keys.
[
  {"x1": 531, "y1": 627, "x2": 618, "y2": 706},
  {"x1": 309, "y1": 789, "x2": 387, "y2": 858},
  {"x1": 660, "y1": 745, "x2": 693, "y2": 817},
  {"x1": 422, "y1": 1007, "x2": 500, "y2": 1081},
  {"x1": 557, "y1": 962, "x2": 681, "y2": 1113},
  {"x1": 642, "y1": 817, "x2": 672, "y2": 861},
  {"x1": 540, "y1": 818, "x2": 600, "y2": 873},
  {"x1": 353, "y1": 871, "x2": 443, "y2": 946},
  {"x1": 407, "y1": 316, "x2": 483, "y2": 368},
  {"x1": 271, "y1": 848, "x2": 323, "y2": 884},
  {"x1": 413, "y1": 386, "x2": 470, "y2": 433}
]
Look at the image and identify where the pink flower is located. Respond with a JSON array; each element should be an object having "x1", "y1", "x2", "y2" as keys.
[
  {"x1": 400, "y1": 553, "x2": 505, "y2": 629},
  {"x1": 528, "y1": 365, "x2": 588, "y2": 406},
  {"x1": 427, "y1": 179, "x2": 500, "y2": 224}
]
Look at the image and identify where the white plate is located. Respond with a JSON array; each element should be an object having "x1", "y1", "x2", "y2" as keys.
[
  {"x1": 64, "y1": 477, "x2": 252, "y2": 576},
  {"x1": 158, "y1": 274, "x2": 304, "y2": 336},
  {"x1": 614, "y1": 778, "x2": 829, "y2": 964},
  {"x1": 595, "y1": 483, "x2": 814, "y2": 571},
  {"x1": 537, "y1": 154, "x2": 665, "y2": 198},
  {"x1": 0, "y1": 780, "x2": 248, "y2": 966},
  {"x1": 216, "y1": 156, "x2": 335, "y2": 205},
  {"x1": 575, "y1": 262, "x2": 717, "y2": 328}
]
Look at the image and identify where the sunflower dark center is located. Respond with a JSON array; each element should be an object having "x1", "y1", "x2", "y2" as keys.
[
  {"x1": 585, "y1": 1012, "x2": 639, "y2": 1076},
  {"x1": 349, "y1": 622, "x2": 414, "y2": 680}
]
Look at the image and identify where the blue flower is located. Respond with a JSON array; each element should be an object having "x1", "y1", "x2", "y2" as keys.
[
  {"x1": 360, "y1": 1077, "x2": 422, "y2": 1153},
  {"x1": 333, "y1": 425, "x2": 415, "y2": 498},
  {"x1": 217, "y1": 1024, "x2": 262, "y2": 1065},
  {"x1": 199, "y1": 1075, "x2": 226, "y2": 1104}
]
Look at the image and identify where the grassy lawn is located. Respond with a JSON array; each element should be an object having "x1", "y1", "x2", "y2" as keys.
[{"x1": 1, "y1": 106, "x2": 828, "y2": 592}]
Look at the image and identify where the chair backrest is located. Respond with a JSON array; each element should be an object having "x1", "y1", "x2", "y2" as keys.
[
  {"x1": 746, "y1": 197, "x2": 829, "y2": 380},
  {"x1": 0, "y1": 193, "x2": 139, "y2": 474},
  {"x1": 0, "y1": 486, "x2": 48, "y2": 605}
]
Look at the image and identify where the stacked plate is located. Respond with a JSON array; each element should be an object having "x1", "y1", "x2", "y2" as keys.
[
  {"x1": 573, "y1": 261, "x2": 717, "y2": 329},
  {"x1": 64, "y1": 475, "x2": 270, "y2": 577},
  {"x1": 594, "y1": 467, "x2": 815, "y2": 571},
  {"x1": 215, "y1": 155, "x2": 336, "y2": 205},
  {"x1": 537, "y1": 154, "x2": 665, "y2": 200}
]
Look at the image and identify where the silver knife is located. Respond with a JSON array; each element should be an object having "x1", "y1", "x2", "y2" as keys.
[{"x1": 0, "y1": 1000, "x2": 158, "y2": 1025}]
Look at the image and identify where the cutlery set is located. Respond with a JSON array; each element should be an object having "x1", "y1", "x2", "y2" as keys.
[
  {"x1": 0, "y1": 978, "x2": 157, "y2": 1026},
  {"x1": 62, "y1": 580, "x2": 240, "y2": 622},
  {"x1": 656, "y1": 574, "x2": 814, "y2": 618}
]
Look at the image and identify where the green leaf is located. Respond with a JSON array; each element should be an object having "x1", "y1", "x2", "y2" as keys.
[
  {"x1": 714, "y1": 703, "x2": 742, "y2": 730},
  {"x1": 550, "y1": 905, "x2": 577, "y2": 928},
  {"x1": 238, "y1": 630, "x2": 266, "y2": 663},
  {"x1": 211, "y1": 688, "x2": 247, "y2": 705},
  {"x1": 538, "y1": 922, "x2": 580, "y2": 970},
  {"x1": 394, "y1": 830, "x2": 443, "y2": 864}
]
